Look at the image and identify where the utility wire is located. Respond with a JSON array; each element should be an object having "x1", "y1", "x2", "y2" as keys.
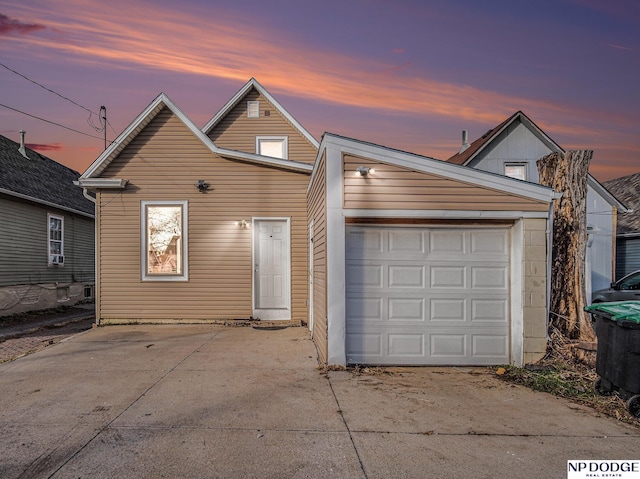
[
  {"x1": 0, "y1": 61, "x2": 99, "y2": 116},
  {"x1": 0, "y1": 102, "x2": 113, "y2": 143}
]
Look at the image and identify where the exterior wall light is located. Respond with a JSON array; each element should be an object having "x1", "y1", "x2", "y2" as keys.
[
  {"x1": 356, "y1": 166, "x2": 373, "y2": 176},
  {"x1": 197, "y1": 180, "x2": 211, "y2": 193},
  {"x1": 236, "y1": 219, "x2": 249, "y2": 228}
]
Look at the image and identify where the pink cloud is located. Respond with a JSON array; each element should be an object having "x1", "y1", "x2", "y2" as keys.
[
  {"x1": 0, "y1": 13, "x2": 45, "y2": 35},
  {"x1": 26, "y1": 142, "x2": 63, "y2": 151},
  {"x1": 392, "y1": 48, "x2": 406, "y2": 54}
]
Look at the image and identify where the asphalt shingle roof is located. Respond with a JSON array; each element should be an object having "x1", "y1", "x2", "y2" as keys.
[
  {"x1": 0, "y1": 134, "x2": 94, "y2": 217},
  {"x1": 603, "y1": 172, "x2": 640, "y2": 235}
]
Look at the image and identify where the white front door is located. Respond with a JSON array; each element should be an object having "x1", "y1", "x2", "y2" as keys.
[{"x1": 253, "y1": 218, "x2": 291, "y2": 320}]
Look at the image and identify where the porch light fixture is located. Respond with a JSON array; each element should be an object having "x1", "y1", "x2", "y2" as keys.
[
  {"x1": 196, "y1": 180, "x2": 211, "y2": 193},
  {"x1": 236, "y1": 219, "x2": 249, "y2": 228},
  {"x1": 356, "y1": 166, "x2": 373, "y2": 176}
]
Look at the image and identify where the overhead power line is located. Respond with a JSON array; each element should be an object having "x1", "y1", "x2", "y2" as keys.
[
  {"x1": 0, "y1": 61, "x2": 99, "y2": 116},
  {"x1": 0, "y1": 102, "x2": 113, "y2": 144}
]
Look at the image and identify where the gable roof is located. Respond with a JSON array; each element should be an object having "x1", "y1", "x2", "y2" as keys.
[
  {"x1": 202, "y1": 78, "x2": 319, "y2": 150},
  {"x1": 0, "y1": 134, "x2": 94, "y2": 217},
  {"x1": 316, "y1": 132, "x2": 560, "y2": 204},
  {"x1": 80, "y1": 92, "x2": 312, "y2": 182},
  {"x1": 447, "y1": 111, "x2": 561, "y2": 166},
  {"x1": 446, "y1": 111, "x2": 627, "y2": 212},
  {"x1": 603, "y1": 173, "x2": 640, "y2": 235}
]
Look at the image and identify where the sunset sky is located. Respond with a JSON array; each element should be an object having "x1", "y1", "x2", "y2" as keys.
[{"x1": 0, "y1": 0, "x2": 638, "y2": 181}]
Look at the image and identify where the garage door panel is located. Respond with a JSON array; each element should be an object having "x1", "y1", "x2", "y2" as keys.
[
  {"x1": 346, "y1": 229, "x2": 384, "y2": 257},
  {"x1": 472, "y1": 334, "x2": 509, "y2": 358},
  {"x1": 346, "y1": 332, "x2": 382, "y2": 356},
  {"x1": 388, "y1": 298, "x2": 425, "y2": 321},
  {"x1": 388, "y1": 333, "x2": 425, "y2": 356},
  {"x1": 471, "y1": 230, "x2": 509, "y2": 255},
  {"x1": 430, "y1": 298, "x2": 466, "y2": 322},
  {"x1": 346, "y1": 297, "x2": 383, "y2": 321},
  {"x1": 346, "y1": 225, "x2": 511, "y2": 366},
  {"x1": 388, "y1": 229, "x2": 428, "y2": 257},
  {"x1": 346, "y1": 264, "x2": 383, "y2": 287},
  {"x1": 471, "y1": 299, "x2": 508, "y2": 323},
  {"x1": 389, "y1": 265, "x2": 425, "y2": 288},
  {"x1": 430, "y1": 266, "x2": 466, "y2": 288},
  {"x1": 471, "y1": 266, "x2": 508, "y2": 289},
  {"x1": 430, "y1": 230, "x2": 465, "y2": 255}
]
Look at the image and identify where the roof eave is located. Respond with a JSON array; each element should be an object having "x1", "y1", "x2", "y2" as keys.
[{"x1": 0, "y1": 187, "x2": 94, "y2": 218}]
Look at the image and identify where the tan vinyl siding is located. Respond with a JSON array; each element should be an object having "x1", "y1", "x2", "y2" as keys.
[
  {"x1": 343, "y1": 155, "x2": 549, "y2": 212},
  {"x1": 0, "y1": 194, "x2": 94, "y2": 286},
  {"x1": 307, "y1": 152, "x2": 328, "y2": 363},
  {"x1": 97, "y1": 107, "x2": 309, "y2": 321},
  {"x1": 208, "y1": 88, "x2": 317, "y2": 164}
]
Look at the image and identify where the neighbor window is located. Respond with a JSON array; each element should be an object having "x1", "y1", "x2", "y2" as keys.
[
  {"x1": 48, "y1": 214, "x2": 64, "y2": 265},
  {"x1": 256, "y1": 136, "x2": 288, "y2": 159},
  {"x1": 504, "y1": 163, "x2": 527, "y2": 181},
  {"x1": 141, "y1": 200, "x2": 188, "y2": 281},
  {"x1": 247, "y1": 101, "x2": 259, "y2": 118}
]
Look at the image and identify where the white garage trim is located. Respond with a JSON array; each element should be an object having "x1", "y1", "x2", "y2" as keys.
[
  {"x1": 511, "y1": 219, "x2": 524, "y2": 366},
  {"x1": 326, "y1": 147, "x2": 347, "y2": 365}
]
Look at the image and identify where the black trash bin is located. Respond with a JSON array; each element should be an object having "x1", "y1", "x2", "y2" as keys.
[{"x1": 585, "y1": 301, "x2": 640, "y2": 418}]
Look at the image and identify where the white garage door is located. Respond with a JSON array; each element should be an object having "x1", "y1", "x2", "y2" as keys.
[{"x1": 345, "y1": 225, "x2": 510, "y2": 365}]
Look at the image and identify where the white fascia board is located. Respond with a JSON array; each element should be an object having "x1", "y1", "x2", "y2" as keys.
[
  {"x1": 75, "y1": 178, "x2": 128, "y2": 189},
  {"x1": 202, "y1": 78, "x2": 320, "y2": 149},
  {"x1": 0, "y1": 187, "x2": 94, "y2": 219},
  {"x1": 587, "y1": 175, "x2": 628, "y2": 212},
  {"x1": 82, "y1": 93, "x2": 220, "y2": 179},
  {"x1": 342, "y1": 209, "x2": 551, "y2": 219},
  {"x1": 202, "y1": 80, "x2": 254, "y2": 133},
  {"x1": 215, "y1": 147, "x2": 313, "y2": 173},
  {"x1": 322, "y1": 134, "x2": 558, "y2": 203}
]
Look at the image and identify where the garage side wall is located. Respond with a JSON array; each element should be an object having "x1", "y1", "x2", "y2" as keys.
[
  {"x1": 307, "y1": 152, "x2": 328, "y2": 363},
  {"x1": 522, "y1": 217, "x2": 549, "y2": 364}
]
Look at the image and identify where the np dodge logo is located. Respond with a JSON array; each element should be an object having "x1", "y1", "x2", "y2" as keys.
[{"x1": 568, "y1": 460, "x2": 640, "y2": 478}]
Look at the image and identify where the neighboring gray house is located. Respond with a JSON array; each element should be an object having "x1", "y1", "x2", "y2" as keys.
[
  {"x1": 603, "y1": 173, "x2": 640, "y2": 280},
  {"x1": 446, "y1": 111, "x2": 627, "y2": 302},
  {"x1": 0, "y1": 132, "x2": 95, "y2": 316}
]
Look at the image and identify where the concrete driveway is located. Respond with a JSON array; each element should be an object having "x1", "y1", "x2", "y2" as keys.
[{"x1": 0, "y1": 325, "x2": 638, "y2": 479}]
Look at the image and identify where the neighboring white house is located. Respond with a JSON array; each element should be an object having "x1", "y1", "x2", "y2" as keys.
[{"x1": 446, "y1": 111, "x2": 627, "y2": 301}]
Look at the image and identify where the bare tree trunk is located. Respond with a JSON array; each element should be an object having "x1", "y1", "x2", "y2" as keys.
[{"x1": 537, "y1": 150, "x2": 595, "y2": 341}]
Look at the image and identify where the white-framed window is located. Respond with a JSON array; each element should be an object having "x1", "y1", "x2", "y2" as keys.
[
  {"x1": 48, "y1": 213, "x2": 64, "y2": 265},
  {"x1": 256, "y1": 136, "x2": 288, "y2": 159},
  {"x1": 141, "y1": 200, "x2": 188, "y2": 281},
  {"x1": 247, "y1": 100, "x2": 259, "y2": 118},
  {"x1": 504, "y1": 163, "x2": 527, "y2": 181}
]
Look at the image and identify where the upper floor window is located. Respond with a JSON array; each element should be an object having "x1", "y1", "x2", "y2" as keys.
[
  {"x1": 48, "y1": 214, "x2": 64, "y2": 265},
  {"x1": 256, "y1": 136, "x2": 288, "y2": 159},
  {"x1": 247, "y1": 101, "x2": 259, "y2": 118},
  {"x1": 141, "y1": 200, "x2": 188, "y2": 281},
  {"x1": 504, "y1": 163, "x2": 527, "y2": 181}
]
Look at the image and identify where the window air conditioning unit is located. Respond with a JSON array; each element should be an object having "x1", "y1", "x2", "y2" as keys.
[{"x1": 50, "y1": 255, "x2": 64, "y2": 265}]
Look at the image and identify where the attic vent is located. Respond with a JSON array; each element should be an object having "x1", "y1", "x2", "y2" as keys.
[{"x1": 247, "y1": 101, "x2": 259, "y2": 118}]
